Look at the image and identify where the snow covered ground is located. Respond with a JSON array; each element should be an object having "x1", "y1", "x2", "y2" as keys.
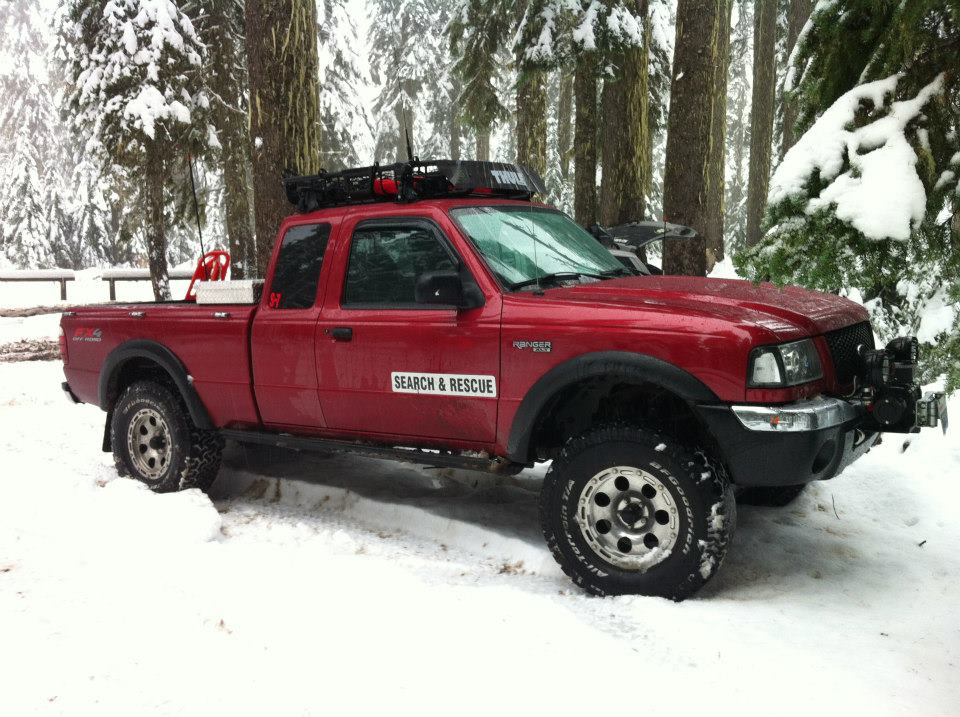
[{"x1": 1, "y1": 341, "x2": 959, "y2": 714}]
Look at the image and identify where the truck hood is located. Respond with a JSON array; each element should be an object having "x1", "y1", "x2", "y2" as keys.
[{"x1": 546, "y1": 276, "x2": 867, "y2": 337}]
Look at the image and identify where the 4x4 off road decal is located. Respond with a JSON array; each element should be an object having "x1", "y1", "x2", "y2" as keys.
[
  {"x1": 73, "y1": 327, "x2": 103, "y2": 343},
  {"x1": 391, "y1": 372, "x2": 497, "y2": 398}
]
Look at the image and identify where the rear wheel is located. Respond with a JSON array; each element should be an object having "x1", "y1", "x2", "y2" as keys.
[
  {"x1": 111, "y1": 380, "x2": 223, "y2": 493},
  {"x1": 539, "y1": 424, "x2": 736, "y2": 600}
]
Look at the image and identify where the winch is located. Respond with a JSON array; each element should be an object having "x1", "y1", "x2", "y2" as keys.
[{"x1": 854, "y1": 336, "x2": 947, "y2": 433}]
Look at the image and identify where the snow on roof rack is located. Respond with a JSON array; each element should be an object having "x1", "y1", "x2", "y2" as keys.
[{"x1": 283, "y1": 159, "x2": 547, "y2": 213}]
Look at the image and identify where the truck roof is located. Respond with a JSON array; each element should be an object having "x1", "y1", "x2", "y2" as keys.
[{"x1": 280, "y1": 196, "x2": 556, "y2": 229}]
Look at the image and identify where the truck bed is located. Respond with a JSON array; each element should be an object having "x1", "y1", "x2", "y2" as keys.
[{"x1": 61, "y1": 302, "x2": 260, "y2": 427}]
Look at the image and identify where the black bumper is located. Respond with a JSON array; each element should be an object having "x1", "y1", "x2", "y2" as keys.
[{"x1": 695, "y1": 404, "x2": 880, "y2": 487}]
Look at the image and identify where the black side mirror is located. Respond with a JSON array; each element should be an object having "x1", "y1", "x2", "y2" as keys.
[{"x1": 415, "y1": 271, "x2": 465, "y2": 307}]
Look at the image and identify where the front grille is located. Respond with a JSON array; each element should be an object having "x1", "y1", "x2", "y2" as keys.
[{"x1": 824, "y1": 321, "x2": 874, "y2": 385}]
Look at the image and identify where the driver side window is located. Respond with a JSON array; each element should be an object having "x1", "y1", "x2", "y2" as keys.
[{"x1": 342, "y1": 224, "x2": 457, "y2": 306}]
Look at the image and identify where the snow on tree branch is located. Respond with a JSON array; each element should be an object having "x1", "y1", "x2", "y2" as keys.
[{"x1": 769, "y1": 73, "x2": 945, "y2": 242}]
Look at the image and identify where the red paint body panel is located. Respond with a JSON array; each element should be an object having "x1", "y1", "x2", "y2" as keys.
[
  {"x1": 62, "y1": 303, "x2": 259, "y2": 427},
  {"x1": 61, "y1": 197, "x2": 871, "y2": 459}
]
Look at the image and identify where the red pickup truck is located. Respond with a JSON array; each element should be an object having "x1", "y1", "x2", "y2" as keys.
[{"x1": 59, "y1": 160, "x2": 947, "y2": 600}]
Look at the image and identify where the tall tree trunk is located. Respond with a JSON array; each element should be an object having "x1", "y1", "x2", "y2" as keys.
[
  {"x1": 745, "y1": 0, "x2": 778, "y2": 248},
  {"x1": 557, "y1": 70, "x2": 573, "y2": 180},
  {"x1": 599, "y1": 0, "x2": 651, "y2": 227},
  {"x1": 145, "y1": 147, "x2": 170, "y2": 301},
  {"x1": 246, "y1": 0, "x2": 323, "y2": 277},
  {"x1": 703, "y1": 0, "x2": 732, "y2": 269},
  {"x1": 573, "y1": 52, "x2": 598, "y2": 226},
  {"x1": 781, "y1": 0, "x2": 812, "y2": 156},
  {"x1": 662, "y1": 0, "x2": 728, "y2": 276},
  {"x1": 476, "y1": 128, "x2": 490, "y2": 160},
  {"x1": 204, "y1": 0, "x2": 253, "y2": 279},
  {"x1": 516, "y1": 71, "x2": 547, "y2": 176}
]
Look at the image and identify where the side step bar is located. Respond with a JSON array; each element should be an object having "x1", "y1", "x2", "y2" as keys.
[{"x1": 219, "y1": 429, "x2": 526, "y2": 475}]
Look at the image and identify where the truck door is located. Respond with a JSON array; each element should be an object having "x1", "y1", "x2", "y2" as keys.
[
  {"x1": 316, "y1": 216, "x2": 500, "y2": 443},
  {"x1": 251, "y1": 220, "x2": 336, "y2": 429}
]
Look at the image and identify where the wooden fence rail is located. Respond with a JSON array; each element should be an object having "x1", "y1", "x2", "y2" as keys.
[
  {"x1": 1, "y1": 268, "x2": 196, "y2": 303},
  {"x1": 0, "y1": 270, "x2": 75, "y2": 301},
  {"x1": 100, "y1": 269, "x2": 194, "y2": 301}
]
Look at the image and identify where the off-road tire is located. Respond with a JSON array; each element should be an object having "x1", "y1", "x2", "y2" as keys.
[
  {"x1": 539, "y1": 424, "x2": 736, "y2": 600},
  {"x1": 737, "y1": 483, "x2": 807, "y2": 507},
  {"x1": 111, "y1": 380, "x2": 224, "y2": 493}
]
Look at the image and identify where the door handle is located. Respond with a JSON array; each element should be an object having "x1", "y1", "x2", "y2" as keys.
[
  {"x1": 212, "y1": 311, "x2": 231, "y2": 319},
  {"x1": 329, "y1": 326, "x2": 353, "y2": 342}
]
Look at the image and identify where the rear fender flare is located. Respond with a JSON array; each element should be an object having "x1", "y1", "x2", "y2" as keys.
[
  {"x1": 505, "y1": 351, "x2": 719, "y2": 463},
  {"x1": 98, "y1": 340, "x2": 214, "y2": 431}
]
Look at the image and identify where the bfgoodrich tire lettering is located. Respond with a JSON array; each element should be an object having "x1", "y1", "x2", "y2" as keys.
[
  {"x1": 111, "y1": 380, "x2": 223, "y2": 493},
  {"x1": 539, "y1": 424, "x2": 736, "y2": 600}
]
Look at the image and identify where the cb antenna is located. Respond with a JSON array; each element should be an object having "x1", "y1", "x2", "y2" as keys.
[
  {"x1": 187, "y1": 152, "x2": 208, "y2": 277},
  {"x1": 402, "y1": 102, "x2": 415, "y2": 161}
]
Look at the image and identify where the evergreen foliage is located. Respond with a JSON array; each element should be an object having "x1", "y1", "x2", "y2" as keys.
[
  {"x1": 724, "y1": 0, "x2": 752, "y2": 253},
  {"x1": 57, "y1": 0, "x2": 215, "y2": 297},
  {"x1": 741, "y1": 0, "x2": 960, "y2": 388},
  {"x1": 0, "y1": 2, "x2": 63, "y2": 267},
  {"x1": 317, "y1": 0, "x2": 372, "y2": 168}
]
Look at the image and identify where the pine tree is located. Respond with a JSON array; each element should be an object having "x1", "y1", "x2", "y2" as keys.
[
  {"x1": 449, "y1": 0, "x2": 512, "y2": 161},
  {"x1": 369, "y1": 0, "x2": 435, "y2": 161},
  {"x1": 415, "y1": 1, "x2": 463, "y2": 160},
  {"x1": 520, "y1": 0, "x2": 649, "y2": 223},
  {"x1": 661, "y1": 0, "x2": 729, "y2": 275},
  {"x1": 556, "y1": 69, "x2": 574, "y2": 180},
  {"x1": 599, "y1": 0, "x2": 652, "y2": 228},
  {"x1": 58, "y1": 0, "x2": 215, "y2": 299},
  {"x1": 646, "y1": 0, "x2": 674, "y2": 221},
  {"x1": 514, "y1": 0, "x2": 548, "y2": 176},
  {"x1": 744, "y1": 0, "x2": 778, "y2": 249},
  {"x1": 192, "y1": 0, "x2": 255, "y2": 278},
  {"x1": 724, "y1": 0, "x2": 752, "y2": 254},
  {"x1": 246, "y1": 0, "x2": 323, "y2": 276},
  {"x1": 0, "y1": 2, "x2": 61, "y2": 268},
  {"x1": 317, "y1": 0, "x2": 373, "y2": 169},
  {"x1": 742, "y1": 0, "x2": 960, "y2": 387},
  {"x1": 703, "y1": 0, "x2": 732, "y2": 267},
  {"x1": 780, "y1": 0, "x2": 811, "y2": 155}
]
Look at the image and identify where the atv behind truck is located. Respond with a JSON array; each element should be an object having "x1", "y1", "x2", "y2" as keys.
[{"x1": 59, "y1": 160, "x2": 948, "y2": 600}]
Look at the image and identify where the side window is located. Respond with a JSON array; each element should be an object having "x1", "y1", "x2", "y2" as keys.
[
  {"x1": 342, "y1": 224, "x2": 457, "y2": 306},
  {"x1": 268, "y1": 223, "x2": 331, "y2": 309}
]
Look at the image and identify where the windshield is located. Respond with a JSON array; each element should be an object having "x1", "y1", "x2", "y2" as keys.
[{"x1": 450, "y1": 206, "x2": 626, "y2": 290}]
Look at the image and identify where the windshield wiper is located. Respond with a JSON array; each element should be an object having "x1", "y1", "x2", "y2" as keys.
[
  {"x1": 600, "y1": 267, "x2": 633, "y2": 277},
  {"x1": 509, "y1": 272, "x2": 605, "y2": 291}
]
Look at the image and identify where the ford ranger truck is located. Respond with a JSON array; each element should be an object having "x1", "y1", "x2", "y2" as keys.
[{"x1": 58, "y1": 160, "x2": 948, "y2": 600}]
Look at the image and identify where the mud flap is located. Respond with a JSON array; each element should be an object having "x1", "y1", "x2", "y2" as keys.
[{"x1": 102, "y1": 411, "x2": 112, "y2": 452}]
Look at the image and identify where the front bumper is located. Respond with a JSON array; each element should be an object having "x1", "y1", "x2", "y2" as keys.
[{"x1": 696, "y1": 397, "x2": 880, "y2": 487}]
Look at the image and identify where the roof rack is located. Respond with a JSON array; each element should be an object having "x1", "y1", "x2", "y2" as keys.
[{"x1": 283, "y1": 159, "x2": 547, "y2": 214}]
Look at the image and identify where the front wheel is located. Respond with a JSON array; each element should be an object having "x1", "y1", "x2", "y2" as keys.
[
  {"x1": 111, "y1": 380, "x2": 223, "y2": 493},
  {"x1": 539, "y1": 424, "x2": 736, "y2": 600}
]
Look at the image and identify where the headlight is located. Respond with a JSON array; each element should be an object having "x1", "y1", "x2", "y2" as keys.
[{"x1": 748, "y1": 339, "x2": 823, "y2": 388}]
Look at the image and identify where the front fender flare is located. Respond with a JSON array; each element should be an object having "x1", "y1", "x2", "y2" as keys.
[
  {"x1": 505, "y1": 351, "x2": 719, "y2": 463},
  {"x1": 98, "y1": 339, "x2": 214, "y2": 430}
]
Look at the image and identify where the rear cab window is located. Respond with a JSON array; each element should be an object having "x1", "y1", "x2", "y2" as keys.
[{"x1": 267, "y1": 223, "x2": 332, "y2": 309}]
